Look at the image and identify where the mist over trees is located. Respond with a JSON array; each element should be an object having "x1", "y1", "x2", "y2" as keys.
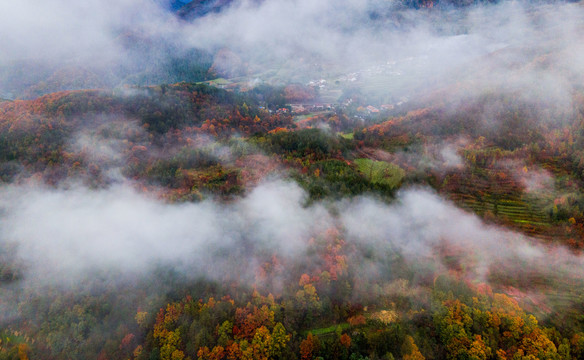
[{"x1": 1, "y1": 0, "x2": 584, "y2": 359}]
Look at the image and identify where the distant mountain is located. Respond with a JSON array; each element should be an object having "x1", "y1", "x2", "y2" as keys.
[
  {"x1": 176, "y1": 0, "x2": 238, "y2": 20},
  {"x1": 173, "y1": 0, "x2": 507, "y2": 23},
  {"x1": 169, "y1": 0, "x2": 193, "y2": 11}
]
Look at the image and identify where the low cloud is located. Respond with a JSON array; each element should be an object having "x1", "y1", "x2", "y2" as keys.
[
  {"x1": 340, "y1": 188, "x2": 584, "y2": 289},
  {"x1": 1, "y1": 180, "x2": 581, "y2": 295},
  {"x1": 0, "y1": 179, "x2": 331, "y2": 284},
  {"x1": 2, "y1": 0, "x2": 584, "y2": 110}
]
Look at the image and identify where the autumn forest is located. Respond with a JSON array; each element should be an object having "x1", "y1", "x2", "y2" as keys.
[{"x1": 1, "y1": 0, "x2": 584, "y2": 359}]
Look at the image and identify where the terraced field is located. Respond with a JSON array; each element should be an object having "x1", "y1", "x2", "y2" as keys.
[{"x1": 442, "y1": 169, "x2": 565, "y2": 240}]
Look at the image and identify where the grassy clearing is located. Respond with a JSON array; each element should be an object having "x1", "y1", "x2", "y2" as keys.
[
  {"x1": 293, "y1": 113, "x2": 320, "y2": 123},
  {"x1": 210, "y1": 78, "x2": 231, "y2": 85},
  {"x1": 339, "y1": 132, "x2": 354, "y2": 140},
  {"x1": 354, "y1": 158, "x2": 405, "y2": 189},
  {"x1": 306, "y1": 323, "x2": 350, "y2": 336}
]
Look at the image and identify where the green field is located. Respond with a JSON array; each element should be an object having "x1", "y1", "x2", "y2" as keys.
[
  {"x1": 354, "y1": 158, "x2": 405, "y2": 189},
  {"x1": 339, "y1": 132, "x2": 354, "y2": 140},
  {"x1": 305, "y1": 323, "x2": 350, "y2": 336}
]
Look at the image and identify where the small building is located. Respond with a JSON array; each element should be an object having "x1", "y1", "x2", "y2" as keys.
[{"x1": 290, "y1": 104, "x2": 305, "y2": 113}]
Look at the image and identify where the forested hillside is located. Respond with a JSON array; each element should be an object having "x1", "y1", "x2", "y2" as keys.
[
  {"x1": 2, "y1": 0, "x2": 584, "y2": 359},
  {"x1": 0, "y1": 79, "x2": 582, "y2": 359}
]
